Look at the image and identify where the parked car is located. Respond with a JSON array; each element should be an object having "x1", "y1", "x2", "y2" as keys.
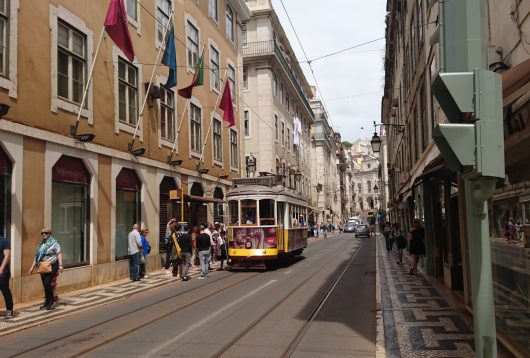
[
  {"x1": 355, "y1": 224, "x2": 370, "y2": 238},
  {"x1": 344, "y1": 222, "x2": 356, "y2": 233}
]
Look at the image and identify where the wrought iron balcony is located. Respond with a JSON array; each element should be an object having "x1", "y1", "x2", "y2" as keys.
[{"x1": 243, "y1": 40, "x2": 314, "y2": 117}]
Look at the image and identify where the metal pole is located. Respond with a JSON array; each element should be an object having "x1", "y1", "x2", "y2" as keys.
[{"x1": 464, "y1": 177, "x2": 498, "y2": 357}]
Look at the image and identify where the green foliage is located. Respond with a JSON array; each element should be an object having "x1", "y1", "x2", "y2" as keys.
[{"x1": 342, "y1": 141, "x2": 352, "y2": 148}]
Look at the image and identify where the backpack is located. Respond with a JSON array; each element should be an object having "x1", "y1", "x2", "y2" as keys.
[{"x1": 171, "y1": 233, "x2": 182, "y2": 260}]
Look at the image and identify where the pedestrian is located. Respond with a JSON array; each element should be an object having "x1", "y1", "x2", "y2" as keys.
[
  {"x1": 163, "y1": 219, "x2": 176, "y2": 275},
  {"x1": 196, "y1": 225, "x2": 211, "y2": 279},
  {"x1": 191, "y1": 226, "x2": 199, "y2": 267},
  {"x1": 216, "y1": 229, "x2": 228, "y2": 270},
  {"x1": 127, "y1": 224, "x2": 142, "y2": 281},
  {"x1": 169, "y1": 225, "x2": 183, "y2": 277},
  {"x1": 27, "y1": 227, "x2": 64, "y2": 310},
  {"x1": 383, "y1": 222, "x2": 393, "y2": 252},
  {"x1": 0, "y1": 234, "x2": 14, "y2": 318},
  {"x1": 139, "y1": 228, "x2": 151, "y2": 279},
  {"x1": 408, "y1": 218, "x2": 425, "y2": 275},
  {"x1": 177, "y1": 226, "x2": 192, "y2": 281},
  {"x1": 391, "y1": 223, "x2": 406, "y2": 265}
]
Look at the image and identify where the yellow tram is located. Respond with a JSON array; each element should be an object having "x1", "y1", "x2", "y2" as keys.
[{"x1": 226, "y1": 176, "x2": 309, "y2": 269}]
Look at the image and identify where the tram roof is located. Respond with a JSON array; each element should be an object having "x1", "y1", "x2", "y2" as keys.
[{"x1": 227, "y1": 184, "x2": 307, "y2": 204}]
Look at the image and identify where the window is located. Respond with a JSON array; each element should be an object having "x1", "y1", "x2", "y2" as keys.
[
  {"x1": 57, "y1": 21, "x2": 86, "y2": 105},
  {"x1": 367, "y1": 180, "x2": 372, "y2": 193},
  {"x1": 272, "y1": 73, "x2": 277, "y2": 96},
  {"x1": 118, "y1": 58, "x2": 138, "y2": 126},
  {"x1": 52, "y1": 156, "x2": 90, "y2": 266},
  {"x1": 287, "y1": 128, "x2": 291, "y2": 151},
  {"x1": 244, "y1": 110, "x2": 250, "y2": 137},
  {"x1": 190, "y1": 103, "x2": 202, "y2": 153},
  {"x1": 186, "y1": 20, "x2": 199, "y2": 68},
  {"x1": 160, "y1": 87, "x2": 175, "y2": 141},
  {"x1": 210, "y1": 45, "x2": 220, "y2": 90},
  {"x1": 0, "y1": 1, "x2": 8, "y2": 76},
  {"x1": 213, "y1": 118, "x2": 222, "y2": 161},
  {"x1": 229, "y1": 200, "x2": 238, "y2": 225},
  {"x1": 115, "y1": 168, "x2": 141, "y2": 260},
  {"x1": 156, "y1": 0, "x2": 171, "y2": 45},
  {"x1": 275, "y1": 115, "x2": 279, "y2": 141},
  {"x1": 227, "y1": 63, "x2": 236, "y2": 103},
  {"x1": 230, "y1": 129, "x2": 238, "y2": 169},
  {"x1": 225, "y1": 4, "x2": 234, "y2": 41},
  {"x1": 126, "y1": 0, "x2": 138, "y2": 22},
  {"x1": 208, "y1": 0, "x2": 218, "y2": 21},
  {"x1": 281, "y1": 122, "x2": 285, "y2": 146},
  {"x1": 243, "y1": 66, "x2": 248, "y2": 89}
]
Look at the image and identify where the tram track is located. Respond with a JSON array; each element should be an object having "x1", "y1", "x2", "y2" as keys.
[
  {"x1": 7, "y1": 271, "x2": 261, "y2": 358},
  {"x1": 211, "y1": 237, "x2": 368, "y2": 358}
]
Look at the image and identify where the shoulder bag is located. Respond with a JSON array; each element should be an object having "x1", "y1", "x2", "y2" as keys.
[{"x1": 37, "y1": 261, "x2": 53, "y2": 273}]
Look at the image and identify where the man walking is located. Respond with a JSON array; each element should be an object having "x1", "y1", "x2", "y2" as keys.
[
  {"x1": 196, "y1": 225, "x2": 211, "y2": 279},
  {"x1": 0, "y1": 234, "x2": 13, "y2": 318},
  {"x1": 128, "y1": 224, "x2": 142, "y2": 281}
]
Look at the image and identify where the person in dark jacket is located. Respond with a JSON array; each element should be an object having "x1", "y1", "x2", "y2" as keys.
[
  {"x1": 177, "y1": 225, "x2": 192, "y2": 281},
  {"x1": 408, "y1": 218, "x2": 426, "y2": 275},
  {"x1": 0, "y1": 235, "x2": 13, "y2": 318},
  {"x1": 196, "y1": 225, "x2": 211, "y2": 279}
]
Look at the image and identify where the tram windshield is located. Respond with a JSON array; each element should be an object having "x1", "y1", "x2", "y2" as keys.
[
  {"x1": 241, "y1": 199, "x2": 257, "y2": 225},
  {"x1": 259, "y1": 199, "x2": 275, "y2": 225},
  {"x1": 229, "y1": 200, "x2": 238, "y2": 225}
]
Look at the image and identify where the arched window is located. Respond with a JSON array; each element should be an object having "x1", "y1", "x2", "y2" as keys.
[
  {"x1": 115, "y1": 168, "x2": 141, "y2": 259},
  {"x1": 0, "y1": 147, "x2": 12, "y2": 239},
  {"x1": 52, "y1": 156, "x2": 90, "y2": 266}
]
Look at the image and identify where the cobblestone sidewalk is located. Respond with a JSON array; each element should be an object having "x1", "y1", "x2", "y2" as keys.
[
  {"x1": 0, "y1": 264, "x2": 210, "y2": 336},
  {"x1": 377, "y1": 236, "x2": 475, "y2": 357}
]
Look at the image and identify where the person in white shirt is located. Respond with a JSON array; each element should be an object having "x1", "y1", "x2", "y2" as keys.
[{"x1": 127, "y1": 224, "x2": 142, "y2": 281}]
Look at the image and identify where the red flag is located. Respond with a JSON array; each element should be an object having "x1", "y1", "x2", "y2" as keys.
[
  {"x1": 104, "y1": 0, "x2": 135, "y2": 62},
  {"x1": 219, "y1": 81, "x2": 235, "y2": 127},
  {"x1": 177, "y1": 54, "x2": 204, "y2": 98}
]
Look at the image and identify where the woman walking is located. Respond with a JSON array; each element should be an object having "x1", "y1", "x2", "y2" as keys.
[
  {"x1": 408, "y1": 219, "x2": 425, "y2": 275},
  {"x1": 139, "y1": 228, "x2": 151, "y2": 279},
  {"x1": 28, "y1": 227, "x2": 64, "y2": 310}
]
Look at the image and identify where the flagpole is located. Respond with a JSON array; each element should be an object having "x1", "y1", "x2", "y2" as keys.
[
  {"x1": 198, "y1": 69, "x2": 228, "y2": 166},
  {"x1": 129, "y1": 11, "x2": 174, "y2": 151},
  {"x1": 168, "y1": 45, "x2": 205, "y2": 160},
  {"x1": 72, "y1": 26, "x2": 106, "y2": 136}
]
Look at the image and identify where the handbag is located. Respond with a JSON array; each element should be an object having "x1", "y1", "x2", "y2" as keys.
[{"x1": 37, "y1": 260, "x2": 53, "y2": 273}]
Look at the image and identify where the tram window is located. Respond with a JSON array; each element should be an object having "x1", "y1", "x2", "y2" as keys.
[
  {"x1": 259, "y1": 199, "x2": 275, "y2": 225},
  {"x1": 229, "y1": 200, "x2": 239, "y2": 225},
  {"x1": 241, "y1": 199, "x2": 257, "y2": 224}
]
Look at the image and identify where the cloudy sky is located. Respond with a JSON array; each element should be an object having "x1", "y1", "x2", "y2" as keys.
[{"x1": 270, "y1": 0, "x2": 388, "y2": 143}]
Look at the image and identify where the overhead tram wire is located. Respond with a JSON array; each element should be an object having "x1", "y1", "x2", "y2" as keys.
[{"x1": 278, "y1": 0, "x2": 336, "y2": 131}]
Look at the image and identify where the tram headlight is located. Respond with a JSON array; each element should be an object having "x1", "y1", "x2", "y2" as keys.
[{"x1": 262, "y1": 250, "x2": 266, "y2": 255}]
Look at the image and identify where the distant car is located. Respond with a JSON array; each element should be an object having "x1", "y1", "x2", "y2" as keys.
[
  {"x1": 355, "y1": 224, "x2": 370, "y2": 238},
  {"x1": 344, "y1": 222, "x2": 356, "y2": 233}
]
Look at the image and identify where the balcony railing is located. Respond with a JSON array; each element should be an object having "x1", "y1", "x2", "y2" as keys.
[{"x1": 243, "y1": 40, "x2": 314, "y2": 117}]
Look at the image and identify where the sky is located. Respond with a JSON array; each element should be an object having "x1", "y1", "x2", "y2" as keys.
[{"x1": 270, "y1": 0, "x2": 388, "y2": 143}]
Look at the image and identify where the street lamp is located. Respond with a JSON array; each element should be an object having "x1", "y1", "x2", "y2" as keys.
[
  {"x1": 370, "y1": 120, "x2": 405, "y2": 153},
  {"x1": 246, "y1": 154, "x2": 256, "y2": 177},
  {"x1": 370, "y1": 121, "x2": 382, "y2": 153}
]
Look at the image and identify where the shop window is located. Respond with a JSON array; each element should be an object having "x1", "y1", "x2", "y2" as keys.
[
  {"x1": 52, "y1": 156, "x2": 90, "y2": 266},
  {"x1": 213, "y1": 187, "x2": 224, "y2": 223},
  {"x1": 115, "y1": 168, "x2": 141, "y2": 260}
]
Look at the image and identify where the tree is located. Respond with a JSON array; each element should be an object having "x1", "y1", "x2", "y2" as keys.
[{"x1": 341, "y1": 141, "x2": 352, "y2": 149}]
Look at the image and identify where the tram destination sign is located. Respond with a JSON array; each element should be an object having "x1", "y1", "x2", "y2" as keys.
[{"x1": 233, "y1": 176, "x2": 278, "y2": 187}]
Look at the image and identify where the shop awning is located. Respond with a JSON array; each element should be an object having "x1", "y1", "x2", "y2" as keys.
[{"x1": 502, "y1": 58, "x2": 530, "y2": 108}]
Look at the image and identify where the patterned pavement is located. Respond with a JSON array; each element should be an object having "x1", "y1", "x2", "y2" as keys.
[
  {"x1": 0, "y1": 264, "x2": 209, "y2": 336},
  {"x1": 377, "y1": 235, "x2": 475, "y2": 357}
]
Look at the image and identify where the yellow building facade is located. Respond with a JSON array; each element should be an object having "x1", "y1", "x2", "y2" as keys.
[{"x1": 0, "y1": 0, "x2": 250, "y2": 304}]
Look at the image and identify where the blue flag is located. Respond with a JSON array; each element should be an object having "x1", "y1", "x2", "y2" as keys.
[{"x1": 161, "y1": 26, "x2": 176, "y2": 89}]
